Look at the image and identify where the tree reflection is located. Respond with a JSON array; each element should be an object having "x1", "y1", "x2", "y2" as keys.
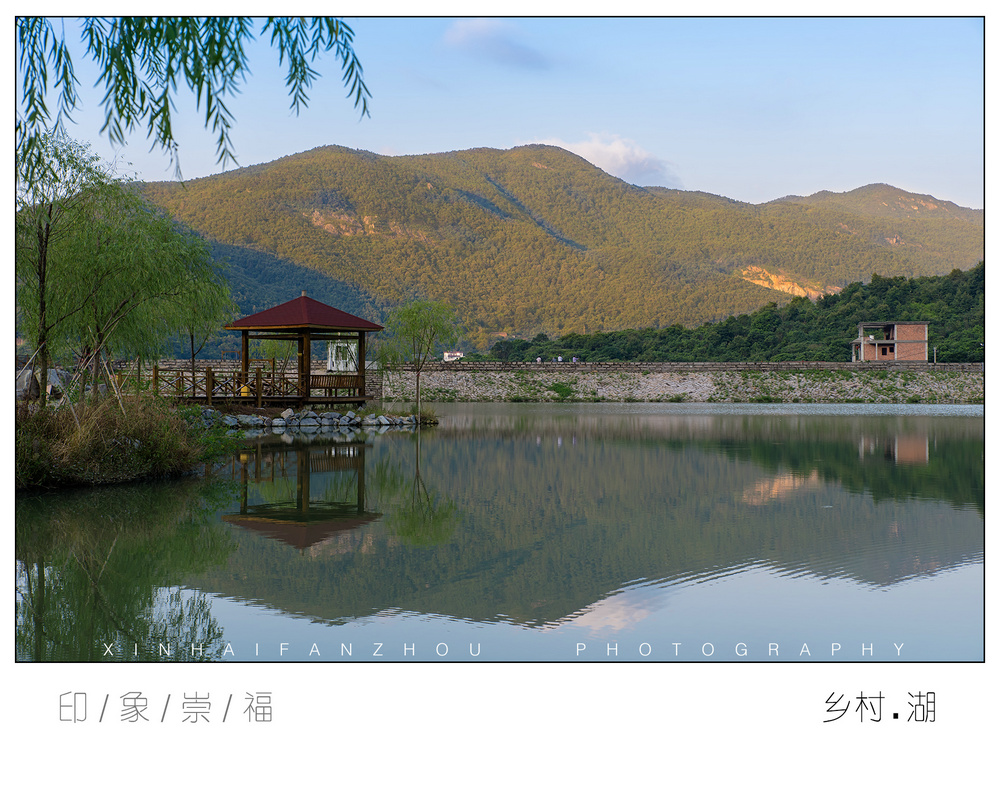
[
  {"x1": 15, "y1": 479, "x2": 237, "y2": 661},
  {"x1": 386, "y1": 431, "x2": 459, "y2": 546}
]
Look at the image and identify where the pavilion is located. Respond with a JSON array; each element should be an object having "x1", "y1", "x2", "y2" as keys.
[{"x1": 222, "y1": 291, "x2": 383, "y2": 405}]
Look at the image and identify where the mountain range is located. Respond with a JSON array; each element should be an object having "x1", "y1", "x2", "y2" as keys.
[{"x1": 141, "y1": 144, "x2": 984, "y2": 350}]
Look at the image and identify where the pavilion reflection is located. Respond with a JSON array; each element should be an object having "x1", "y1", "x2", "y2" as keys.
[{"x1": 222, "y1": 436, "x2": 381, "y2": 552}]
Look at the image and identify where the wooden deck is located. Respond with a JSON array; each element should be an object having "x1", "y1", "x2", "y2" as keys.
[{"x1": 152, "y1": 366, "x2": 373, "y2": 406}]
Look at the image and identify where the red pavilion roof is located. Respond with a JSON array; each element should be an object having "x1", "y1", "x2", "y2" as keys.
[{"x1": 225, "y1": 294, "x2": 383, "y2": 331}]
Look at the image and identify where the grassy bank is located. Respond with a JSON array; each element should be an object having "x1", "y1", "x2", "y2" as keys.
[{"x1": 15, "y1": 396, "x2": 243, "y2": 491}]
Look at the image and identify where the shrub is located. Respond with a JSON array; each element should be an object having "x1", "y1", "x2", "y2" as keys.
[
  {"x1": 547, "y1": 381, "x2": 575, "y2": 400},
  {"x1": 410, "y1": 403, "x2": 439, "y2": 424},
  {"x1": 16, "y1": 396, "x2": 210, "y2": 490}
]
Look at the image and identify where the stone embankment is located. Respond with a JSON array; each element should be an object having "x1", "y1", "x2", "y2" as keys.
[
  {"x1": 194, "y1": 406, "x2": 422, "y2": 436},
  {"x1": 383, "y1": 362, "x2": 984, "y2": 404}
]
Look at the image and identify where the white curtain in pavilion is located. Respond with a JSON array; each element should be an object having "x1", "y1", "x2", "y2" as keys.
[{"x1": 327, "y1": 340, "x2": 358, "y2": 372}]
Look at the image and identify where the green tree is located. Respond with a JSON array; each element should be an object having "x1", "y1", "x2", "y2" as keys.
[
  {"x1": 250, "y1": 335, "x2": 297, "y2": 380},
  {"x1": 16, "y1": 16, "x2": 369, "y2": 181},
  {"x1": 177, "y1": 277, "x2": 241, "y2": 393},
  {"x1": 16, "y1": 133, "x2": 119, "y2": 405},
  {"x1": 68, "y1": 203, "x2": 231, "y2": 389},
  {"x1": 16, "y1": 133, "x2": 235, "y2": 403},
  {"x1": 489, "y1": 339, "x2": 515, "y2": 361},
  {"x1": 377, "y1": 300, "x2": 459, "y2": 418}
]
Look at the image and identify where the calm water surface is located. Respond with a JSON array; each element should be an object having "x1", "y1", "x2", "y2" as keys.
[{"x1": 16, "y1": 403, "x2": 984, "y2": 662}]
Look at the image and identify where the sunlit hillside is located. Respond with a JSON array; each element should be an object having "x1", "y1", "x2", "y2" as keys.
[{"x1": 143, "y1": 144, "x2": 984, "y2": 350}]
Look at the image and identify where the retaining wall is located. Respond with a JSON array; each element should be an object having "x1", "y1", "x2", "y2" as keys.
[
  {"x1": 414, "y1": 360, "x2": 984, "y2": 373},
  {"x1": 381, "y1": 361, "x2": 984, "y2": 405}
]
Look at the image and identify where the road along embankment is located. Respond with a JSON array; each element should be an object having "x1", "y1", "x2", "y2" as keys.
[{"x1": 381, "y1": 362, "x2": 984, "y2": 404}]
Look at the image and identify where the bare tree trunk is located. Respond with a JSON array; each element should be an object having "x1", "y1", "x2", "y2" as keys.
[
  {"x1": 415, "y1": 367, "x2": 422, "y2": 420},
  {"x1": 78, "y1": 347, "x2": 91, "y2": 404},
  {"x1": 35, "y1": 218, "x2": 50, "y2": 408},
  {"x1": 91, "y1": 347, "x2": 102, "y2": 404},
  {"x1": 37, "y1": 348, "x2": 50, "y2": 408},
  {"x1": 190, "y1": 333, "x2": 197, "y2": 398}
]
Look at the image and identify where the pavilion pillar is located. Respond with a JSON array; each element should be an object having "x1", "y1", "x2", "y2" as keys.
[
  {"x1": 296, "y1": 449, "x2": 309, "y2": 512},
  {"x1": 241, "y1": 331, "x2": 250, "y2": 389},
  {"x1": 297, "y1": 336, "x2": 304, "y2": 398},
  {"x1": 297, "y1": 332, "x2": 312, "y2": 399},
  {"x1": 357, "y1": 331, "x2": 367, "y2": 398},
  {"x1": 356, "y1": 446, "x2": 366, "y2": 513}
]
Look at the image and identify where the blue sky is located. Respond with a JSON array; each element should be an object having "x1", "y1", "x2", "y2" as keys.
[{"x1": 56, "y1": 15, "x2": 985, "y2": 208}]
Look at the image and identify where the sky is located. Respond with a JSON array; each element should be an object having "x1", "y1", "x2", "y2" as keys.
[{"x1": 45, "y1": 14, "x2": 985, "y2": 209}]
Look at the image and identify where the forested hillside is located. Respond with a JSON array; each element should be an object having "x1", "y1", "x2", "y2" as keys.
[
  {"x1": 480, "y1": 263, "x2": 985, "y2": 363},
  {"x1": 142, "y1": 144, "x2": 984, "y2": 350}
]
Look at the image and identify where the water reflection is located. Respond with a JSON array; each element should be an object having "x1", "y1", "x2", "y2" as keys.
[
  {"x1": 15, "y1": 404, "x2": 983, "y2": 661},
  {"x1": 16, "y1": 479, "x2": 238, "y2": 661},
  {"x1": 222, "y1": 438, "x2": 381, "y2": 552}
]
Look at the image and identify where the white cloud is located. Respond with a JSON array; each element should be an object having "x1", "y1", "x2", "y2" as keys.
[
  {"x1": 535, "y1": 133, "x2": 683, "y2": 188},
  {"x1": 443, "y1": 19, "x2": 550, "y2": 70}
]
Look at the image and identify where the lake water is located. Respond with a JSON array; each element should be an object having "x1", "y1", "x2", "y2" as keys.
[{"x1": 16, "y1": 402, "x2": 984, "y2": 663}]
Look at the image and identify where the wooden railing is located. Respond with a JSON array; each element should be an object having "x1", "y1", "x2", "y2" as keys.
[{"x1": 151, "y1": 366, "x2": 366, "y2": 404}]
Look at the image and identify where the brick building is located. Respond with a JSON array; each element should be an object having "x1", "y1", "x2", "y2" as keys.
[{"x1": 851, "y1": 321, "x2": 928, "y2": 362}]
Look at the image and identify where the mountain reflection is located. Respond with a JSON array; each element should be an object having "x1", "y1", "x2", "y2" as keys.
[
  {"x1": 186, "y1": 407, "x2": 982, "y2": 629},
  {"x1": 16, "y1": 405, "x2": 983, "y2": 659}
]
